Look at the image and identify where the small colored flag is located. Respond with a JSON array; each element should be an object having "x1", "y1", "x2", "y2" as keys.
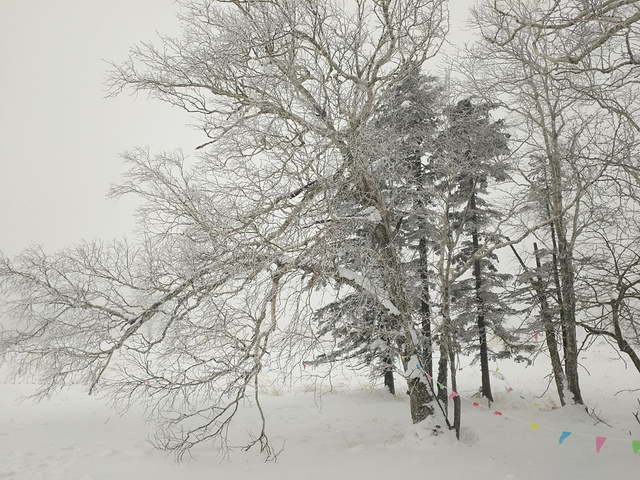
[
  {"x1": 426, "y1": 374, "x2": 433, "y2": 380},
  {"x1": 493, "y1": 411, "x2": 503, "y2": 416},
  {"x1": 448, "y1": 392, "x2": 458, "y2": 401},
  {"x1": 507, "y1": 387, "x2": 513, "y2": 393},
  {"x1": 596, "y1": 436, "x2": 607, "y2": 453},
  {"x1": 416, "y1": 364, "x2": 421, "y2": 370},
  {"x1": 534, "y1": 330, "x2": 539, "y2": 341},
  {"x1": 559, "y1": 431, "x2": 572, "y2": 445},
  {"x1": 632, "y1": 440, "x2": 640, "y2": 454},
  {"x1": 438, "y1": 382, "x2": 445, "y2": 390},
  {"x1": 530, "y1": 423, "x2": 539, "y2": 430},
  {"x1": 472, "y1": 402, "x2": 479, "y2": 407}
]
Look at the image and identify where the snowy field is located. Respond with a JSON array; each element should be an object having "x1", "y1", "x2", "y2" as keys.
[{"x1": 1, "y1": 340, "x2": 638, "y2": 480}]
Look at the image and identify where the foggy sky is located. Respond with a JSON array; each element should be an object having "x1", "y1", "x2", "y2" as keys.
[{"x1": 0, "y1": 0, "x2": 475, "y2": 257}]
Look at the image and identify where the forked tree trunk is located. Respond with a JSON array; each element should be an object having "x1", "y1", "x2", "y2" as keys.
[
  {"x1": 368, "y1": 211, "x2": 434, "y2": 422},
  {"x1": 611, "y1": 301, "x2": 640, "y2": 374},
  {"x1": 547, "y1": 154, "x2": 583, "y2": 405},
  {"x1": 534, "y1": 243, "x2": 566, "y2": 406},
  {"x1": 441, "y1": 285, "x2": 460, "y2": 437},
  {"x1": 545, "y1": 198, "x2": 568, "y2": 361}
]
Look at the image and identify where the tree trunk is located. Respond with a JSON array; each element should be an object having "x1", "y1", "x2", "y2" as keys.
[
  {"x1": 449, "y1": 343, "x2": 461, "y2": 440},
  {"x1": 546, "y1": 199, "x2": 568, "y2": 362},
  {"x1": 367, "y1": 198, "x2": 434, "y2": 422},
  {"x1": 382, "y1": 354, "x2": 396, "y2": 395},
  {"x1": 407, "y1": 377, "x2": 435, "y2": 423},
  {"x1": 419, "y1": 237, "x2": 433, "y2": 378},
  {"x1": 470, "y1": 192, "x2": 493, "y2": 402},
  {"x1": 534, "y1": 242, "x2": 566, "y2": 406},
  {"x1": 437, "y1": 294, "x2": 450, "y2": 411},
  {"x1": 436, "y1": 282, "x2": 453, "y2": 414},
  {"x1": 611, "y1": 300, "x2": 640, "y2": 374},
  {"x1": 547, "y1": 154, "x2": 583, "y2": 405}
]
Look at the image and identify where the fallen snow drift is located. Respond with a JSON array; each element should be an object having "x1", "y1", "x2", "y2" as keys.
[{"x1": 0, "y1": 341, "x2": 638, "y2": 480}]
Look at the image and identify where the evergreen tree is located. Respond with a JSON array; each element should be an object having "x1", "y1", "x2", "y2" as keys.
[
  {"x1": 309, "y1": 72, "x2": 443, "y2": 395},
  {"x1": 444, "y1": 99, "x2": 511, "y2": 402}
]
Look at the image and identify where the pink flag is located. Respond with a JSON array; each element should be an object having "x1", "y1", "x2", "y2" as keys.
[
  {"x1": 448, "y1": 392, "x2": 458, "y2": 401},
  {"x1": 426, "y1": 374, "x2": 433, "y2": 380},
  {"x1": 493, "y1": 411, "x2": 503, "y2": 416},
  {"x1": 596, "y1": 436, "x2": 607, "y2": 453},
  {"x1": 507, "y1": 387, "x2": 513, "y2": 393},
  {"x1": 472, "y1": 402, "x2": 479, "y2": 407},
  {"x1": 534, "y1": 330, "x2": 539, "y2": 341}
]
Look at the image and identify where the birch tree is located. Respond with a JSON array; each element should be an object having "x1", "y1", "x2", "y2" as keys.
[
  {"x1": 475, "y1": 0, "x2": 640, "y2": 132},
  {"x1": 462, "y1": 0, "x2": 640, "y2": 405},
  {"x1": 0, "y1": 0, "x2": 450, "y2": 458},
  {"x1": 426, "y1": 96, "x2": 514, "y2": 436}
]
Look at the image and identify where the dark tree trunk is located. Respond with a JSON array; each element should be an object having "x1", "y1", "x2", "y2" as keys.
[
  {"x1": 547, "y1": 209, "x2": 568, "y2": 361},
  {"x1": 436, "y1": 351, "x2": 448, "y2": 411},
  {"x1": 419, "y1": 237, "x2": 433, "y2": 378},
  {"x1": 546, "y1": 156, "x2": 583, "y2": 405},
  {"x1": 365, "y1": 195, "x2": 434, "y2": 422},
  {"x1": 543, "y1": 166, "x2": 568, "y2": 365},
  {"x1": 407, "y1": 377, "x2": 434, "y2": 423},
  {"x1": 534, "y1": 242, "x2": 566, "y2": 406},
  {"x1": 382, "y1": 354, "x2": 396, "y2": 395},
  {"x1": 557, "y1": 246, "x2": 583, "y2": 404},
  {"x1": 611, "y1": 301, "x2": 640, "y2": 374},
  {"x1": 437, "y1": 282, "x2": 453, "y2": 413},
  {"x1": 470, "y1": 193, "x2": 493, "y2": 402},
  {"x1": 447, "y1": 330, "x2": 461, "y2": 439}
]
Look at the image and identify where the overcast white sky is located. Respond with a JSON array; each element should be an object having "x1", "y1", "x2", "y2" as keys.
[
  {"x1": 0, "y1": 0, "x2": 200, "y2": 256},
  {"x1": 0, "y1": 0, "x2": 476, "y2": 257}
]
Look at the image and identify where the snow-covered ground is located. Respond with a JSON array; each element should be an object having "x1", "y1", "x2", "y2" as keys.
[{"x1": 1, "y1": 340, "x2": 638, "y2": 480}]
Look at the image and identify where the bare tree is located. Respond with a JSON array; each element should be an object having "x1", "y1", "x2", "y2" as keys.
[
  {"x1": 460, "y1": 0, "x2": 640, "y2": 406},
  {"x1": 474, "y1": 0, "x2": 640, "y2": 131},
  {"x1": 1, "y1": 0, "x2": 451, "y2": 459},
  {"x1": 577, "y1": 149, "x2": 640, "y2": 374}
]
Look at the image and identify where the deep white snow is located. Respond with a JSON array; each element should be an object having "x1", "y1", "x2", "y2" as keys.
[{"x1": 1, "y1": 340, "x2": 638, "y2": 480}]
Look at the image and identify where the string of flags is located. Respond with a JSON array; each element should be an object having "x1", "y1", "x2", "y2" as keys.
[
  {"x1": 460, "y1": 357, "x2": 563, "y2": 411},
  {"x1": 299, "y1": 357, "x2": 638, "y2": 454},
  {"x1": 418, "y1": 367, "x2": 640, "y2": 455}
]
